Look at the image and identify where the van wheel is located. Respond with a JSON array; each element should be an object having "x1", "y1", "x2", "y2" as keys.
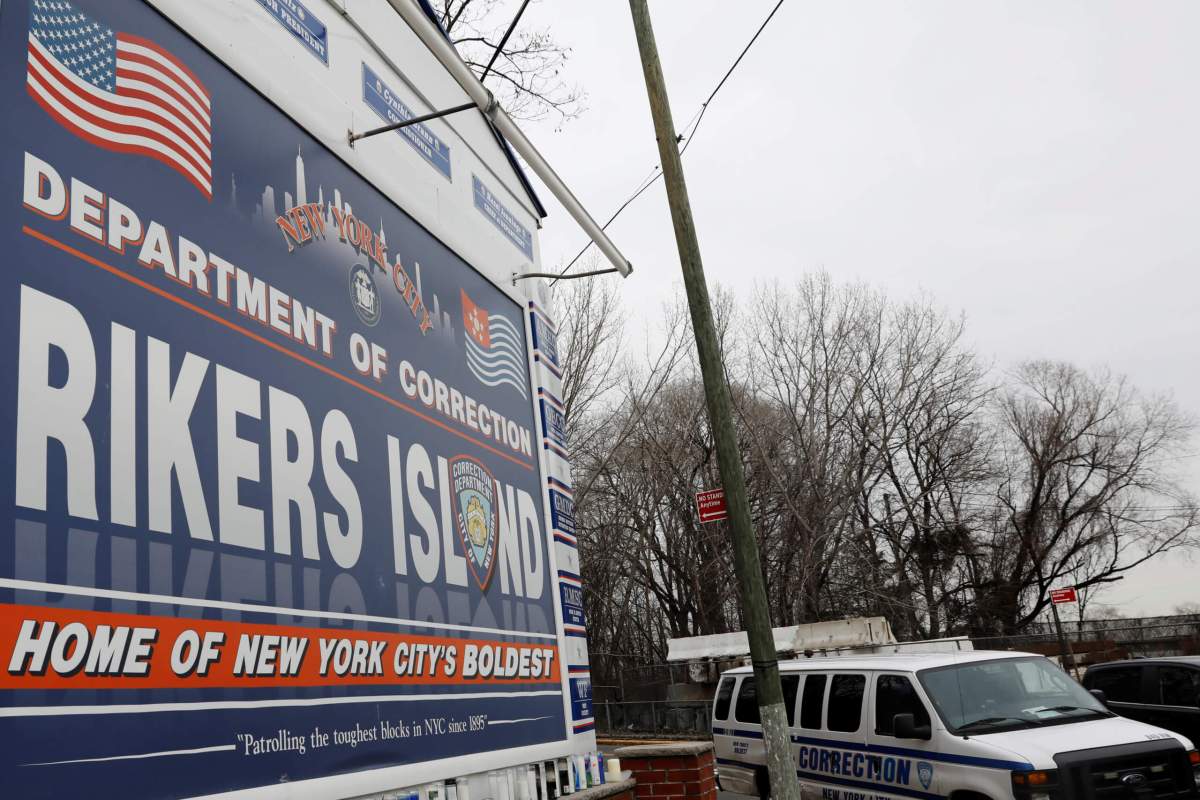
[
  {"x1": 755, "y1": 767, "x2": 771, "y2": 800},
  {"x1": 950, "y1": 793, "x2": 992, "y2": 800}
]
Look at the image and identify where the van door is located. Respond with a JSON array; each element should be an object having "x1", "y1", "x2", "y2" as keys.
[
  {"x1": 713, "y1": 675, "x2": 759, "y2": 796},
  {"x1": 792, "y1": 671, "x2": 871, "y2": 800},
  {"x1": 794, "y1": 672, "x2": 829, "y2": 800},
  {"x1": 716, "y1": 672, "x2": 802, "y2": 798},
  {"x1": 867, "y1": 673, "x2": 943, "y2": 800}
]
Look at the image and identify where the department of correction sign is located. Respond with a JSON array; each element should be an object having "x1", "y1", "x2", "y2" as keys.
[{"x1": 0, "y1": 1, "x2": 570, "y2": 797}]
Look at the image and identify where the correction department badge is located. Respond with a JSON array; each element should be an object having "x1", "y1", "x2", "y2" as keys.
[
  {"x1": 917, "y1": 761, "x2": 934, "y2": 790},
  {"x1": 450, "y1": 455, "x2": 499, "y2": 590},
  {"x1": 348, "y1": 263, "x2": 381, "y2": 326}
]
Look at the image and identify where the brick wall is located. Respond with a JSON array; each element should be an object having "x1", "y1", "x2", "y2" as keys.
[{"x1": 613, "y1": 743, "x2": 716, "y2": 800}]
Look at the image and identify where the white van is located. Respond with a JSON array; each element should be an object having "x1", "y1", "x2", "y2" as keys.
[{"x1": 712, "y1": 651, "x2": 1200, "y2": 800}]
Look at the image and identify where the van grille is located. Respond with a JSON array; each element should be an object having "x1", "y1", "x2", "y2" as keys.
[{"x1": 1054, "y1": 742, "x2": 1195, "y2": 800}]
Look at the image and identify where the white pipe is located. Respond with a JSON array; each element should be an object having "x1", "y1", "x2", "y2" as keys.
[{"x1": 385, "y1": 0, "x2": 633, "y2": 277}]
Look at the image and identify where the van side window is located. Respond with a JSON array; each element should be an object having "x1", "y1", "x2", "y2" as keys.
[
  {"x1": 1160, "y1": 667, "x2": 1200, "y2": 707},
  {"x1": 735, "y1": 677, "x2": 760, "y2": 724},
  {"x1": 714, "y1": 677, "x2": 735, "y2": 721},
  {"x1": 800, "y1": 674, "x2": 827, "y2": 729},
  {"x1": 875, "y1": 675, "x2": 930, "y2": 735},
  {"x1": 782, "y1": 674, "x2": 799, "y2": 726},
  {"x1": 1088, "y1": 666, "x2": 1143, "y2": 703},
  {"x1": 828, "y1": 674, "x2": 866, "y2": 732}
]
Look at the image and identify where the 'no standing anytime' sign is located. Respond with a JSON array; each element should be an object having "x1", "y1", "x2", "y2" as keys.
[{"x1": 695, "y1": 488, "x2": 728, "y2": 524}]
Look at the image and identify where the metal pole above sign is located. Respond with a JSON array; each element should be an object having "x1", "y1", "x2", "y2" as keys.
[
  {"x1": 1049, "y1": 588, "x2": 1081, "y2": 680},
  {"x1": 385, "y1": 0, "x2": 634, "y2": 278}
]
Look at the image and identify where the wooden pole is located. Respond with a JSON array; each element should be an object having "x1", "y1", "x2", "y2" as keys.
[{"x1": 626, "y1": 3, "x2": 801, "y2": 798}]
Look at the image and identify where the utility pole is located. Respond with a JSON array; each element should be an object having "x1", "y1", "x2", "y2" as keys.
[{"x1": 627, "y1": 3, "x2": 800, "y2": 799}]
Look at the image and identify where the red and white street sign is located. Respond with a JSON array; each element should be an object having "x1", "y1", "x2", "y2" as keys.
[
  {"x1": 695, "y1": 488, "x2": 728, "y2": 523},
  {"x1": 1050, "y1": 587, "x2": 1078, "y2": 605}
]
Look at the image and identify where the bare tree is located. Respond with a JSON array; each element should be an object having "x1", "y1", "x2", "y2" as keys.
[
  {"x1": 739, "y1": 274, "x2": 884, "y2": 624},
  {"x1": 857, "y1": 297, "x2": 995, "y2": 638},
  {"x1": 553, "y1": 268, "x2": 1199, "y2": 680},
  {"x1": 433, "y1": 0, "x2": 585, "y2": 123},
  {"x1": 554, "y1": 264, "x2": 625, "y2": 439},
  {"x1": 967, "y1": 362, "x2": 1198, "y2": 635},
  {"x1": 554, "y1": 280, "x2": 692, "y2": 679}
]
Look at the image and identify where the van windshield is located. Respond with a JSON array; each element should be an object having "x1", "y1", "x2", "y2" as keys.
[{"x1": 918, "y1": 656, "x2": 1111, "y2": 735}]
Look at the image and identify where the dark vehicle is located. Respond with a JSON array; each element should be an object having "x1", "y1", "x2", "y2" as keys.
[{"x1": 1085, "y1": 657, "x2": 1200, "y2": 744}]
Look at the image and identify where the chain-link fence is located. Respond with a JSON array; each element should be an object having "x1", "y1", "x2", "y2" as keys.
[
  {"x1": 594, "y1": 698, "x2": 711, "y2": 738},
  {"x1": 591, "y1": 660, "x2": 712, "y2": 738},
  {"x1": 972, "y1": 615, "x2": 1200, "y2": 668}
]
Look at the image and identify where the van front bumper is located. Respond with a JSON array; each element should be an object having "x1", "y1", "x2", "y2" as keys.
[{"x1": 1049, "y1": 741, "x2": 1199, "y2": 800}]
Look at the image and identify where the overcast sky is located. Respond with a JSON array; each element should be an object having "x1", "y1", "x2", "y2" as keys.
[{"x1": 515, "y1": 0, "x2": 1199, "y2": 617}]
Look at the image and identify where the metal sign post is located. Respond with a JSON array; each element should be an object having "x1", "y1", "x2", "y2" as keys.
[{"x1": 1050, "y1": 587, "x2": 1081, "y2": 680}]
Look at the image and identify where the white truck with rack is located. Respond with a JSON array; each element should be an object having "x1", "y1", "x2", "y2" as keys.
[{"x1": 712, "y1": 651, "x2": 1200, "y2": 800}]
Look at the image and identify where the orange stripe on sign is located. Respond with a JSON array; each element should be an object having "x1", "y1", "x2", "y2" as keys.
[{"x1": 0, "y1": 603, "x2": 561, "y2": 691}]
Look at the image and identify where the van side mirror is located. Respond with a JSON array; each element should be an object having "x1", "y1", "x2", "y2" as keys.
[
  {"x1": 893, "y1": 713, "x2": 931, "y2": 740},
  {"x1": 1089, "y1": 689, "x2": 1108, "y2": 706}
]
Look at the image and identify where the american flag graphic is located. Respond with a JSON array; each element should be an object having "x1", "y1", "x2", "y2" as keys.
[{"x1": 25, "y1": 0, "x2": 212, "y2": 198}]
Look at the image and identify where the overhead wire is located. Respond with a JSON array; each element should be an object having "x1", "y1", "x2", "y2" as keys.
[
  {"x1": 551, "y1": 0, "x2": 789, "y2": 285},
  {"x1": 479, "y1": 0, "x2": 531, "y2": 82}
]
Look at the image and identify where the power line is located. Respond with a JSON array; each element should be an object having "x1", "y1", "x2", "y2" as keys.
[
  {"x1": 479, "y1": 0, "x2": 531, "y2": 83},
  {"x1": 551, "y1": 0, "x2": 788, "y2": 284},
  {"x1": 696, "y1": 0, "x2": 789, "y2": 115}
]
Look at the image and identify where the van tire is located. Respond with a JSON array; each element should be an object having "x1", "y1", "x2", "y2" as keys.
[
  {"x1": 755, "y1": 767, "x2": 770, "y2": 800},
  {"x1": 950, "y1": 792, "x2": 992, "y2": 800}
]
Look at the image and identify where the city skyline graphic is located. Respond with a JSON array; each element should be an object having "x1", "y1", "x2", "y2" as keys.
[
  {"x1": 229, "y1": 145, "x2": 458, "y2": 343},
  {"x1": 218, "y1": 143, "x2": 533, "y2": 400}
]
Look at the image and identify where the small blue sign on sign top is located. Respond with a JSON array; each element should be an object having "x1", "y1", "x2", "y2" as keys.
[
  {"x1": 570, "y1": 676, "x2": 594, "y2": 721},
  {"x1": 362, "y1": 62, "x2": 453, "y2": 179},
  {"x1": 531, "y1": 312, "x2": 560, "y2": 367},
  {"x1": 257, "y1": 0, "x2": 328, "y2": 64},
  {"x1": 561, "y1": 582, "x2": 586, "y2": 628},
  {"x1": 541, "y1": 399, "x2": 568, "y2": 449},
  {"x1": 473, "y1": 174, "x2": 534, "y2": 259},
  {"x1": 550, "y1": 489, "x2": 577, "y2": 538}
]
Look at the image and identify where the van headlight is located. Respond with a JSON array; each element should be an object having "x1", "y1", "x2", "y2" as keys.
[{"x1": 1011, "y1": 769, "x2": 1059, "y2": 800}]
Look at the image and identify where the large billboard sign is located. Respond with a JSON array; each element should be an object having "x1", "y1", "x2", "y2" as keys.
[{"x1": 0, "y1": 1, "x2": 570, "y2": 797}]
